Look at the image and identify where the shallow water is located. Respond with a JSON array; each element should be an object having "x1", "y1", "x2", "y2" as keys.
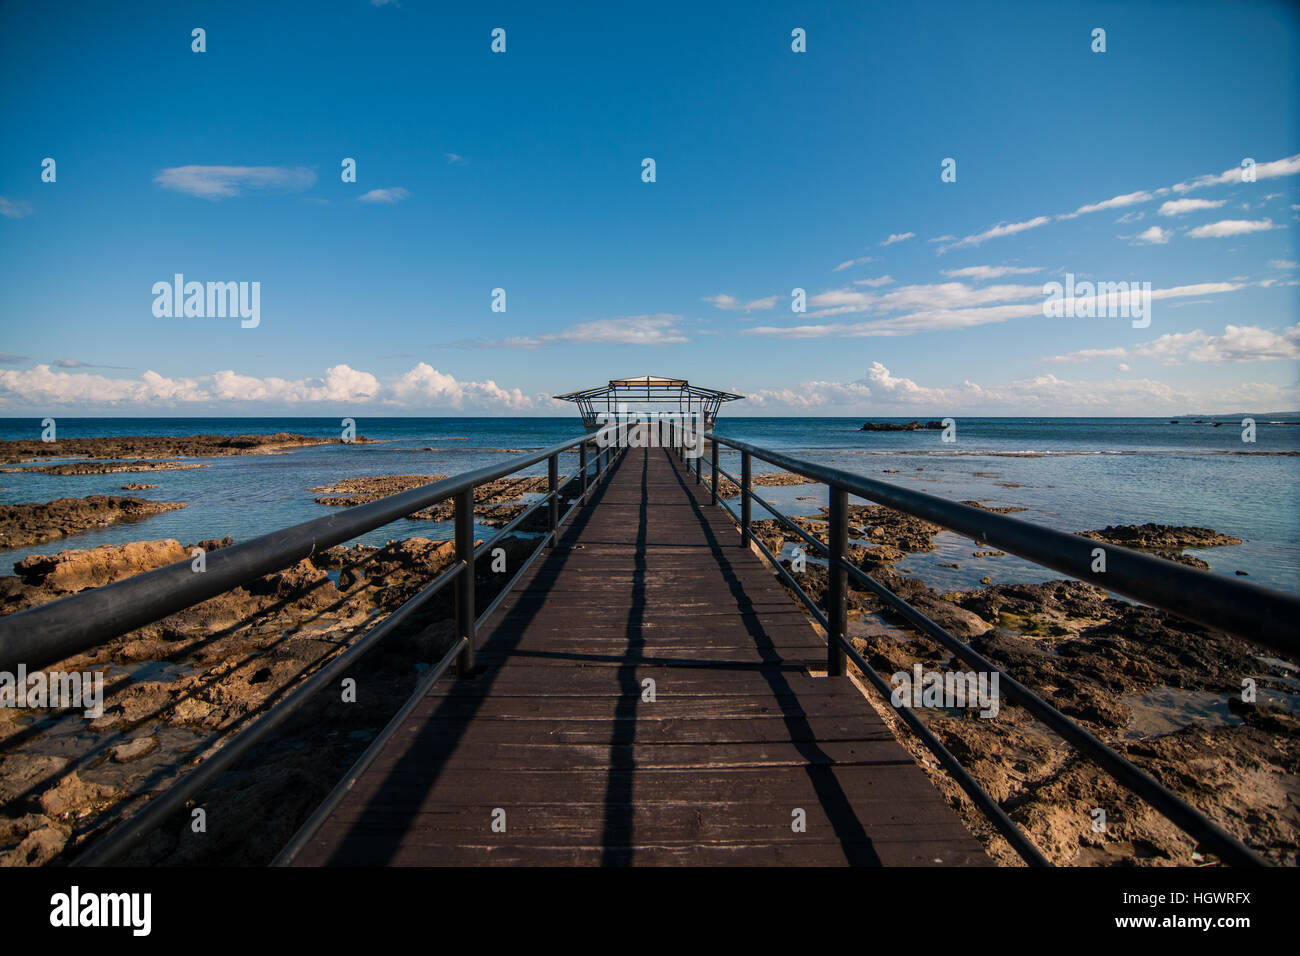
[{"x1": 1, "y1": 416, "x2": 1296, "y2": 594}]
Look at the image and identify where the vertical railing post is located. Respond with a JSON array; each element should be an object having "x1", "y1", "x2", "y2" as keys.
[
  {"x1": 694, "y1": 438, "x2": 701, "y2": 484},
  {"x1": 548, "y1": 453, "x2": 559, "y2": 542},
  {"x1": 710, "y1": 436, "x2": 719, "y2": 505},
  {"x1": 455, "y1": 487, "x2": 476, "y2": 676},
  {"x1": 741, "y1": 450, "x2": 752, "y2": 547},
  {"x1": 827, "y1": 486, "x2": 848, "y2": 677},
  {"x1": 580, "y1": 441, "x2": 589, "y2": 498}
]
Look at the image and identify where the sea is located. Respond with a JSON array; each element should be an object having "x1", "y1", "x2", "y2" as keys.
[{"x1": 1, "y1": 416, "x2": 1297, "y2": 596}]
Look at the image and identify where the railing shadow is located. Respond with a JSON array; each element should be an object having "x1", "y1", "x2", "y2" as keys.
[
  {"x1": 319, "y1": 450, "x2": 625, "y2": 864},
  {"x1": 660, "y1": 448, "x2": 882, "y2": 865}
]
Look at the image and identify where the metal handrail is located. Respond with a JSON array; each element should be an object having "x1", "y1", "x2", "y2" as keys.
[
  {"x1": 0, "y1": 434, "x2": 625, "y2": 865},
  {"x1": 710, "y1": 434, "x2": 1297, "y2": 654},
  {"x1": 0, "y1": 435, "x2": 602, "y2": 672},
  {"x1": 694, "y1": 433, "x2": 1293, "y2": 867}
]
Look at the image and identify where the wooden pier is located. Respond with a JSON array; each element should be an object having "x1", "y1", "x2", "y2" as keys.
[{"x1": 291, "y1": 445, "x2": 989, "y2": 866}]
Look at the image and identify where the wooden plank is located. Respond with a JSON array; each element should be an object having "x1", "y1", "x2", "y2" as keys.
[{"x1": 290, "y1": 446, "x2": 990, "y2": 868}]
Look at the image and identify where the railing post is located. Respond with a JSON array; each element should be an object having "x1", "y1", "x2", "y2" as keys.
[
  {"x1": 741, "y1": 450, "x2": 752, "y2": 547},
  {"x1": 827, "y1": 486, "x2": 848, "y2": 677},
  {"x1": 694, "y1": 441, "x2": 701, "y2": 484},
  {"x1": 710, "y1": 436, "x2": 719, "y2": 505},
  {"x1": 548, "y1": 453, "x2": 559, "y2": 541},
  {"x1": 580, "y1": 441, "x2": 589, "y2": 497},
  {"x1": 455, "y1": 487, "x2": 476, "y2": 676}
]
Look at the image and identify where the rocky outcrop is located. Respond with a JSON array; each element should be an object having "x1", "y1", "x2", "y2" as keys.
[
  {"x1": 1079, "y1": 523, "x2": 1244, "y2": 570},
  {"x1": 0, "y1": 432, "x2": 371, "y2": 465},
  {"x1": 859, "y1": 420, "x2": 945, "y2": 432},
  {"x1": 0, "y1": 496, "x2": 186, "y2": 550},
  {"x1": 0, "y1": 460, "x2": 203, "y2": 475}
]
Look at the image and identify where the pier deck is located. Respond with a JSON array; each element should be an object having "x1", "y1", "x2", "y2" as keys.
[{"x1": 291, "y1": 445, "x2": 989, "y2": 865}]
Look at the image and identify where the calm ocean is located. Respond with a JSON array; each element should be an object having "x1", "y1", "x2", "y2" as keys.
[{"x1": 2, "y1": 416, "x2": 1297, "y2": 595}]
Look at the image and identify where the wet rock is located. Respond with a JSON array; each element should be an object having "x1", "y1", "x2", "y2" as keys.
[
  {"x1": 0, "y1": 432, "x2": 369, "y2": 465},
  {"x1": 111, "y1": 737, "x2": 158, "y2": 762},
  {"x1": 38, "y1": 772, "x2": 119, "y2": 818},
  {"x1": 0, "y1": 497, "x2": 186, "y2": 551},
  {"x1": 859, "y1": 420, "x2": 944, "y2": 432}
]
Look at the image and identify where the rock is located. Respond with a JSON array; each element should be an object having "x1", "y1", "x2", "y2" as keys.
[
  {"x1": 14, "y1": 539, "x2": 189, "y2": 592},
  {"x1": 38, "y1": 772, "x2": 119, "y2": 818},
  {"x1": 111, "y1": 736, "x2": 158, "y2": 762},
  {"x1": 0, "y1": 497, "x2": 186, "y2": 550},
  {"x1": 0, "y1": 432, "x2": 371, "y2": 466},
  {"x1": 859, "y1": 420, "x2": 945, "y2": 432}
]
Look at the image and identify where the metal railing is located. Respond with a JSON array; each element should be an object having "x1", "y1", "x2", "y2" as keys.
[
  {"x1": 687, "y1": 432, "x2": 1300, "y2": 867},
  {"x1": 0, "y1": 434, "x2": 625, "y2": 865}
]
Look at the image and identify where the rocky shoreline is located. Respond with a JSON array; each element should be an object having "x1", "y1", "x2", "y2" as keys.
[
  {"x1": 0, "y1": 496, "x2": 187, "y2": 550},
  {"x1": 0, "y1": 455, "x2": 1293, "y2": 867},
  {"x1": 0, "y1": 432, "x2": 369, "y2": 465},
  {"x1": 752, "y1": 505, "x2": 1298, "y2": 865}
]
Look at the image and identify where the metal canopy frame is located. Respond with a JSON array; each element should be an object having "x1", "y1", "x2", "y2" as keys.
[{"x1": 554, "y1": 375, "x2": 743, "y2": 429}]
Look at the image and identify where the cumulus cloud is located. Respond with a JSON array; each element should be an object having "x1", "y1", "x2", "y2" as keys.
[
  {"x1": 1042, "y1": 324, "x2": 1300, "y2": 365},
  {"x1": 745, "y1": 362, "x2": 1297, "y2": 415},
  {"x1": 1186, "y1": 218, "x2": 1277, "y2": 238},
  {"x1": 154, "y1": 165, "x2": 317, "y2": 199},
  {"x1": 0, "y1": 363, "x2": 546, "y2": 412},
  {"x1": 358, "y1": 187, "x2": 411, "y2": 203},
  {"x1": 1132, "y1": 225, "x2": 1171, "y2": 245}
]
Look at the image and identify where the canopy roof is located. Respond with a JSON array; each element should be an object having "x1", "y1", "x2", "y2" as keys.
[{"x1": 554, "y1": 375, "x2": 743, "y2": 427}]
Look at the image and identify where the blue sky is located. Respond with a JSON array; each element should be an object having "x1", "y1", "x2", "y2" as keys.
[{"x1": 1, "y1": 0, "x2": 1298, "y2": 416}]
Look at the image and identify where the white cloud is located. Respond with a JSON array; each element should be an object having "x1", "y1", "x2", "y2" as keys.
[
  {"x1": 833, "y1": 256, "x2": 874, "y2": 272},
  {"x1": 1269, "y1": 259, "x2": 1299, "y2": 269},
  {"x1": 1043, "y1": 324, "x2": 1300, "y2": 366},
  {"x1": 0, "y1": 363, "x2": 543, "y2": 411},
  {"x1": 1186, "y1": 218, "x2": 1277, "y2": 238},
  {"x1": 703, "y1": 294, "x2": 778, "y2": 312},
  {"x1": 154, "y1": 165, "x2": 316, "y2": 199},
  {"x1": 745, "y1": 281, "x2": 1244, "y2": 338},
  {"x1": 940, "y1": 265, "x2": 1041, "y2": 280},
  {"x1": 1132, "y1": 225, "x2": 1171, "y2": 245},
  {"x1": 466, "y1": 314, "x2": 688, "y2": 349},
  {"x1": 881, "y1": 232, "x2": 915, "y2": 246},
  {"x1": 744, "y1": 362, "x2": 1297, "y2": 415},
  {"x1": 358, "y1": 187, "x2": 411, "y2": 204},
  {"x1": 1172, "y1": 154, "x2": 1300, "y2": 194},
  {"x1": 1159, "y1": 198, "x2": 1226, "y2": 217},
  {"x1": 852, "y1": 276, "x2": 895, "y2": 288},
  {"x1": 0, "y1": 196, "x2": 34, "y2": 218},
  {"x1": 1060, "y1": 190, "x2": 1162, "y2": 220},
  {"x1": 444, "y1": 153, "x2": 468, "y2": 166},
  {"x1": 940, "y1": 216, "x2": 1050, "y2": 252},
  {"x1": 1042, "y1": 347, "x2": 1130, "y2": 364}
]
